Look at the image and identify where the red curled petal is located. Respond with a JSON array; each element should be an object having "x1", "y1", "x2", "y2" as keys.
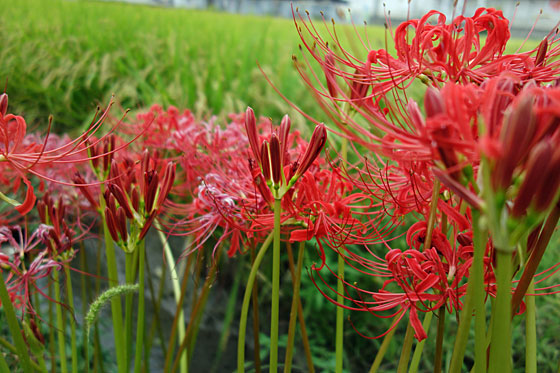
[{"x1": 15, "y1": 177, "x2": 36, "y2": 215}]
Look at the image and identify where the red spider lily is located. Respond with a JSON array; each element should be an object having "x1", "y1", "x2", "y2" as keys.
[
  {"x1": 308, "y1": 215, "x2": 493, "y2": 341},
  {"x1": 0, "y1": 225, "x2": 63, "y2": 316},
  {"x1": 0, "y1": 93, "x2": 141, "y2": 218},
  {"x1": 287, "y1": 6, "x2": 560, "y2": 169},
  {"x1": 148, "y1": 109, "x2": 268, "y2": 257},
  {"x1": 284, "y1": 168, "x2": 400, "y2": 269},
  {"x1": 244, "y1": 107, "x2": 327, "y2": 200},
  {"x1": 104, "y1": 152, "x2": 175, "y2": 248}
]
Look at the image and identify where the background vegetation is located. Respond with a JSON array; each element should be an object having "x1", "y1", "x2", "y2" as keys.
[{"x1": 1, "y1": 0, "x2": 558, "y2": 371}]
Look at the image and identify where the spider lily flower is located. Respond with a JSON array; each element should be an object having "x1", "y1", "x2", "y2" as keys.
[
  {"x1": 104, "y1": 153, "x2": 175, "y2": 250},
  {"x1": 0, "y1": 225, "x2": 63, "y2": 316},
  {"x1": 244, "y1": 107, "x2": 327, "y2": 200},
  {"x1": 308, "y1": 215, "x2": 495, "y2": 341}
]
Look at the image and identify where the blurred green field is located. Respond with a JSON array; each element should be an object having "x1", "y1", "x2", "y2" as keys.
[
  {"x1": 1, "y1": 0, "x2": 385, "y2": 133},
  {"x1": 1, "y1": 0, "x2": 558, "y2": 372}
]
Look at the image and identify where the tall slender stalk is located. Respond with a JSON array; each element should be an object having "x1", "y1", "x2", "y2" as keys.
[
  {"x1": 284, "y1": 241, "x2": 305, "y2": 373},
  {"x1": 124, "y1": 251, "x2": 136, "y2": 373},
  {"x1": 134, "y1": 240, "x2": 146, "y2": 373},
  {"x1": 0, "y1": 349, "x2": 10, "y2": 373},
  {"x1": 449, "y1": 209, "x2": 487, "y2": 373},
  {"x1": 237, "y1": 232, "x2": 274, "y2": 373},
  {"x1": 270, "y1": 198, "x2": 282, "y2": 373},
  {"x1": 0, "y1": 271, "x2": 33, "y2": 373},
  {"x1": 472, "y1": 210, "x2": 488, "y2": 373},
  {"x1": 48, "y1": 284, "x2": 56, "y2": 373},
  {"x1": 433, "y1": 307, "x2": 445, "y2": 373},
  {"x1": 396, "y1": 320, "x2": 415, "y2": 373},
  {"x1": 162, "y1": 238, "x2": 193, "y2": 373},
  {"x1": 489, "y1": 248, "x2": 513, "y2": 373},
  {"x1": 64, "y1": 265, "x2": 78, "y2": 373},
  {"x1": 250, "y1": 244, "x2": 262, "y2": 373},
  {"x1": 99, "y1": 203, "x2": 126, "y2": 373},
  {"x1": 409, "y1": 311, "x2": 433, "y2": 373},
  {"x1": 336, "y1": 136, "x2": 348, "y2": 373},
  {"x1": 53, "y1": 269, "x2": 68, "y2": 373},
  {"x1": 525, "y1": 282, "x2": 537, "y2": 373},
  {"x1": 335, "y1": 252, "x2": 344, "y2": 373}
]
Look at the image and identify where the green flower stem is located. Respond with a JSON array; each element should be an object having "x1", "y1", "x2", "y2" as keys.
[
  {"x1": 489, "y1": 248, "x2": 513, "y2": 373},
  {"x1": 124, "y1": 251, "x2": 137, "y2": 373},
  {"x1": 162, "y1": 239, "x2": 194, "y2": 373},
  {"x1": 79, "y1": 242, "x2": 90, "y2": 370},
  {"x1": 512, "y1": 205, "x2": 560, "y2": 313},
  {"x1": 284, "y1": 241, "x2": 305, "y2": 373},
  {"x1": 237, "y1": 232, "x2": 274, "y2": 373},
  {"x1": 270, "y1": 198, "x2": 282, "y2": 373},
  {"x1": 48, "y1": 285, "x2": 56, "y2": 373},
  {"x1": 296, "y1": 297, "x2": 314, "y2": 373},
  {"x1": 0, "y1": 276, "x2": 33, "y2": 373},
  {"x1": 99, "y1": 204, "x2": 126, "y2": 373},
  {"x1": 368, "y1": 313, "x2": 399, "y2": 373},
  {"x1": 64, "y1": 265, "x2": 78, "y2": 373},
  {"x1": 0, "y1": 349, "x2": 10, "y2": 373},
  {"x1": 250, "y1": 245, "x2": 262, "y2": 373},
  {"x1": 449, "y1": 209, "x2": 488, "y2": 373},
  {"x1": 472, "y1": 210, "x2": 488, "y2": 373},
  {"x1": 525, "y1": 282, "x2": 536, "y2": 373},
  {"x1": 336, "y1": 252, "x2": 344, "y2": 373},
  {"x1": 409, "y1": 311, "x2": 433, "y2": 373},
  {"x1": 0, "y1": 336, "x2": 44, "y2": 372},
  {"x1": 336, "y1": 136, "x2": 348, "y2": 373},
  {"x1": 396, "y1": 319, "x2": 415, "y2": 373},
  {"x1": 433, "y1": 307, "x2": 446, "y2": 373},
  {"x1": 53, "y1": 269, "x2": 68, "y2": 373},
  {"x1": 134, "y1": 240, "x2": 146, "y2": 373},
  {"x1": 94, "y1": 239, "x2": 106, "y2": 373}
]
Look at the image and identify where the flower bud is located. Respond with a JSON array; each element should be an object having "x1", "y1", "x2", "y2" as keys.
[
  {"x1": 424, "y1": 87, "x2": 445, "y2": 118},
  {"x1": 294, "y1": 123, "x2": 327, "y2": 179},
  {"x1": 0, "y1": 93, "x2": 8, "y2": 117},
  {"x1": 511, "y1": 140, "x2": 552, "y2": 218},
  {"x1": 260, "y1": 140, "x2": 272, "y2": 182},
  {"x1": 108, "y1": 183, "x2": 133, "y2": 219},
  {"x1": 244, "y1": 107, "x2": 261, "y2": 164},
  {"x1": 350, "y1": 65, "x2": 370, "y2": 107},
  {"x1": 279, "y1": 114, "x2": 291, "y2": 164},
  {"x1": 104, "y1": 207, "x2": 119, "y2": 242},
  {"x1": 493, "y1": 94, "x2": 536, "y2": 190},
  {"x1": 534, "y1": 148, "x2": 560, "y2": 212},
  {"x1": 269, "y1": 134, "x2": 282, "y2": 185},
  {"x1": 535, "y1": 38, "x2": 548, "y2": 67},
  {"x1": 324, "y1": 52, "x2": 339, "y2": 98}
]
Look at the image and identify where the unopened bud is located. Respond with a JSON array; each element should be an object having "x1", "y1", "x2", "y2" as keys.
[
  {"x1": 244, "y1": 107, "x2": 261, "y2": 164},
  {"x1": 493, "y1": 94, "x2": 536, "y2": 190},
  {"x1": 424, "y1": 87, "x2": 445, "y2": 118},
  {"x1": 324, "y1": 52, "x2": 339, "y2": 98},
  {"x1": 535, "y1": 38, "x2": 548, "y2": 66},
  {"x1": 0, "y1": 93, "x2": 8, "y2": 117},
  {"x1": 512, "y1": 140, "x2": 552, "y2": 218},
  {"x1": 269, "y1": 134, "x2": 282, "y2": 185},
  {"x1": 260, "y1": 141, "x2": 272, "y2": 182},
  {"x1": 294, "y1": 123, "x2": 327, "y2": 179}
]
